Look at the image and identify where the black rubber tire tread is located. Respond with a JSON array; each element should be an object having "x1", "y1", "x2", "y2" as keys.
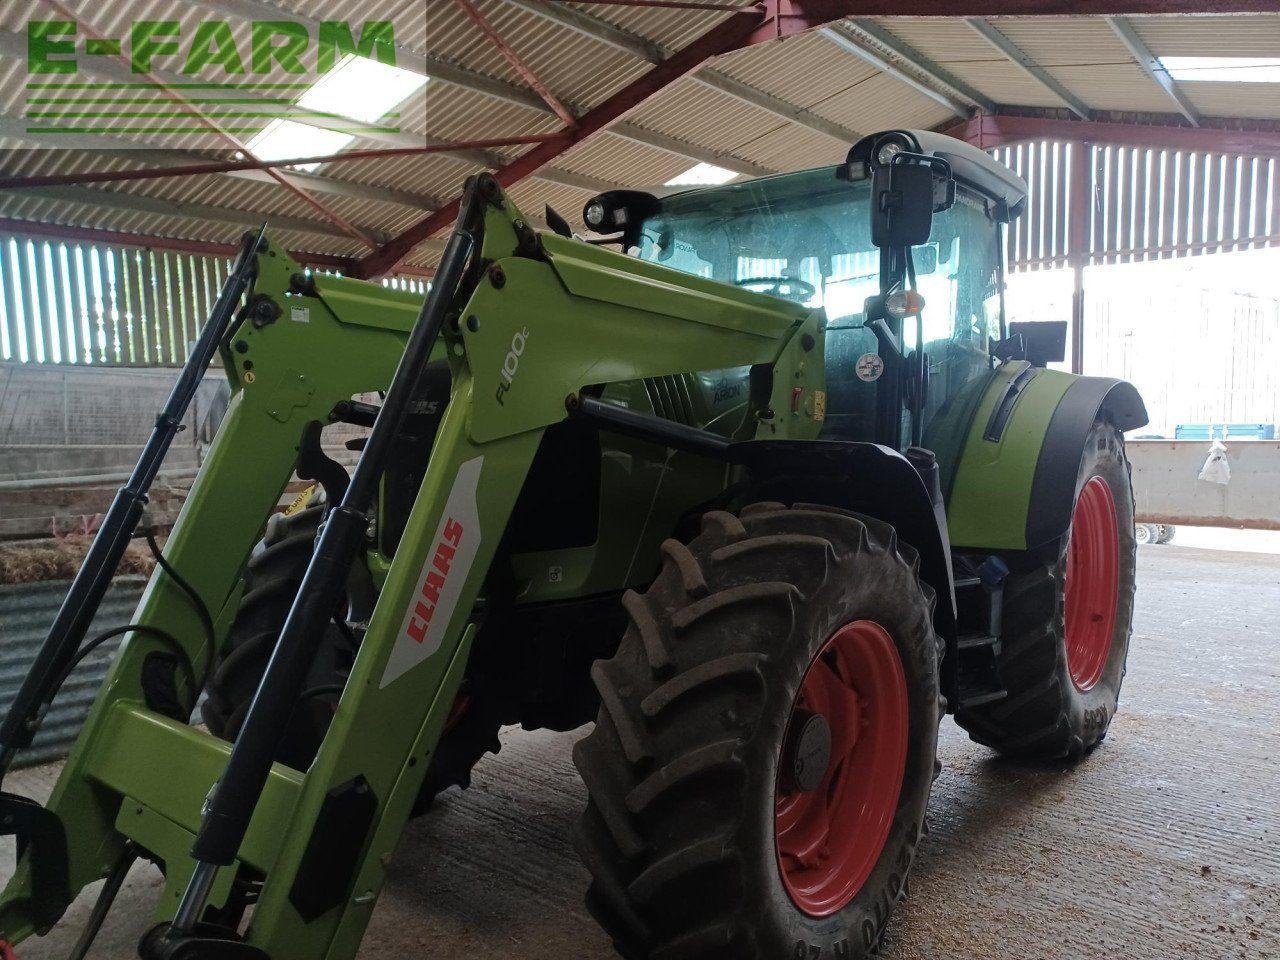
[
  {"x1": 202, "y1": 506, "x2": 502, "y2": 801},
  {"x1": 201, "y1": 503, "x2": 341, "y2": 750},
  {"x1": 954, "y1": 418, "x2": 1137, "y2": 760},
  {"x1": 413, "y1": 693, "x2": 507, "y2": 811},
  {"x1": 574, "y1": 504, "x2": 943, "y2": 960}
]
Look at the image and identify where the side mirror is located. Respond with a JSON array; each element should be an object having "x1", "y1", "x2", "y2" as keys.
[{"x1": 870, "y1": 155, "x2": 954, "y2": 250}]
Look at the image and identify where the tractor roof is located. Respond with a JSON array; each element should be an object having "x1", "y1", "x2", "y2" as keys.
[
  {"x1": 582, "y1": 130, "x2": 1029, "y2": 236},
  {"x1": 846, "y1": 129, "x2": 1029, "y2": 221}
]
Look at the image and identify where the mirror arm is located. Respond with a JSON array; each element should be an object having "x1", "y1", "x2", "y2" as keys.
[{"x1": 864, "y1": 316, "x2": 903, "y2": 361}]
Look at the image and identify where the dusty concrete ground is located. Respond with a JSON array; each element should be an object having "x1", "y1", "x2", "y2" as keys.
[{"x1": 5, "y1": 544, "x2": 1277, "y2": 959}]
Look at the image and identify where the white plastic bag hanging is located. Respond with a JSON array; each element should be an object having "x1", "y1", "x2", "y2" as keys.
[{"x1": 1198, "y1": 439, "x2": 1230, "y2": 485}]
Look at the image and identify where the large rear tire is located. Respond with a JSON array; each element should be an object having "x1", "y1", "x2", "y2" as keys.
[
  {"x1": 202, "y1": 503, "x2": 501, "y2": 802},
  {"x1": 955, "y1": 418, "x2": 1136, "y2": 760},
  {"x1": 573, "y1": 503, "x2": 942, "y2": 960}
]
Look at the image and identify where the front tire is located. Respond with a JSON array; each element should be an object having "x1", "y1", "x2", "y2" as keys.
[
  {"x1": 955, "y1": 418, "x2": 1137, "y2": 760},
  {"x1": 203, "y1": 504, "x2": 503, "y2": 803},
  {"x1": 573, "y1": 503, "x2": 942, "y2": 960}
]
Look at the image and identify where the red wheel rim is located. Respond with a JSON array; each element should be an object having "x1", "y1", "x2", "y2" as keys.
[
  {"x1": 1064, "y1": 475, "x2": 1120, "y2": 691},
  {"x1": 774, "y1": 620, "x2": 909, "y2": 918}
]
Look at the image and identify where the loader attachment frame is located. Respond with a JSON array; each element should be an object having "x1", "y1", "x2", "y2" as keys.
[{"x1": 0, "y1": 174, "x2": 808, "y2": 958}]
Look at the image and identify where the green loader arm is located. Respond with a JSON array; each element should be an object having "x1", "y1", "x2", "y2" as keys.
[{"x1": 0, "y1": 182, "x2": 816, "y2": 958}]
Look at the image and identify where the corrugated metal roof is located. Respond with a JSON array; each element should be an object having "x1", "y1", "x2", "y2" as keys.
[
  {"x1": 632, "y1": 80, "x2": 790, "y2": 161},
  {"x1": 0, "y1": 3, "x2": 1277, "y2": 272},
  {"x1": 715, "y1": 30, "x2": 882, "y2": 124},
  {"x1": 1131, "y1": 14, "x2": 1280, "y2": 57},
  {"x1": 980, "y1": 15, "x2": 1134, "y2": 66},
  {"x1": 557, "y1": 132, "x2": 690, "y2": 188}
]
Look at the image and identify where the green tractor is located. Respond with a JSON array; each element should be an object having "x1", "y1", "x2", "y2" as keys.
[{"x1": 0, "y1": 129, "x2": 1144, "y2": 960}]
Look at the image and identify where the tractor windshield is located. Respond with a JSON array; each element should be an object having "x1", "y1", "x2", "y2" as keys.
[
  {"x1": 635, "y1": 167, "x2": 1004, "y2": 442},
  {"x1": 635, "y1": 168, "x2": 881, "y2": 319}
]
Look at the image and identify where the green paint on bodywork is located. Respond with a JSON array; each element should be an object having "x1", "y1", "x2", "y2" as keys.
[
  {"x1": 114, "y1": 803, "x2": 237, "y2": 921},
  {"x1": 463, "y1": 256, "x2": 790, "y2": 444},
  {"x1": 945, "y1": 360, "x2": 1075, "y2": 551},
  {"x1": 541, "y1": 232, "x2": 809, "y2": 335}
]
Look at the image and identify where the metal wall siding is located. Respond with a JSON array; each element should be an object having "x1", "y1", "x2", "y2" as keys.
[
  {"x1": 0, "y1": 576, "x2": 146, "y2": 769},
  {"x1": 0, "y1": 229, "x2": 424, "y2": 365},
  {"x1": 1001, "y1": 141, "x2": 1280, "y2": 272}
]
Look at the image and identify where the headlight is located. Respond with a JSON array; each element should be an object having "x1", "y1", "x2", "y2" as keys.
[
  {"x1": 876, "y1": 140, "x2": 906, "y2": 166},
  {"x1": 583, "y1": 200, "x2": 606, "y2": 229}
]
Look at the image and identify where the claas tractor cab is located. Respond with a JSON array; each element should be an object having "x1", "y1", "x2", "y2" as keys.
[
  {"x1": 590, "y1": 129, "x2": 1030, "y2": 456},
  {"x1": 0, "y1": 130, "x2": 1146, "y2": 960}
]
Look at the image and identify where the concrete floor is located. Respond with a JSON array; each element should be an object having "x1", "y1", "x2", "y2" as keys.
[{"x1": 5, "y1": 544, "x2": 1278, "y2": 959}]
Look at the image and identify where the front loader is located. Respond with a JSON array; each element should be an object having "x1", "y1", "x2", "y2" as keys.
[{"x1": 0, "y1": 130, "x2": 1146, "y2": 960}]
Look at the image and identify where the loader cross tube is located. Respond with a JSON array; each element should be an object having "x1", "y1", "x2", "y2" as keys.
[{"x1": 163, "y1": 181, "x2": 487, "y2": 946}]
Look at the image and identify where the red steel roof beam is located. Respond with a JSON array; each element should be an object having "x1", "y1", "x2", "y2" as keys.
[
  {"x1": 356, "y1": 6, "x2": 767, "y2": 277},
  {"x1": 0, "y1": 136, "x2": 560, "y2": 192},
  {"x1": 451, "y1": 0, "x2": 579, "y2": 127},
  {"x1": 943, "y1": 113, "x2": 1280, "y2": 158}
]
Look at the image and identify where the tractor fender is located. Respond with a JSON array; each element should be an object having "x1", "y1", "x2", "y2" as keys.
[
  {"x1": 1025, "y1": 374, "x2": 1146, "y2": 553},
  {"x1": 945, "y1": 361, "x2": 1147, "y2": 555},
  {"x1": 729, "y1": 439, "x2": 958, "y2": 642}
]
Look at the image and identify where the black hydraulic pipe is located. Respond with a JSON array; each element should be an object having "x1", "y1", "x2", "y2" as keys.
[
  {"x1": 330, "y1": 398, "x2": 381, "y2": 428},
  {"x1": 567, "y1": 393, "x2": 731, "y2": 461},
  {"x1": 178, "y1": 178, "x2": 486, "y2": 911},
  {"x1": 0, "y1": 227, "x2": 265, "y2": 766}
]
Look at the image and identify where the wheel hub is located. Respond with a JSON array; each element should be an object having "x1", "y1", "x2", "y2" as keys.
[
  {"x1": 781, "y1": 710, "x2": 832, "y2": 794},
  {"x1": 774, "y1": 620, "x2": 909, "y2": 918}
]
